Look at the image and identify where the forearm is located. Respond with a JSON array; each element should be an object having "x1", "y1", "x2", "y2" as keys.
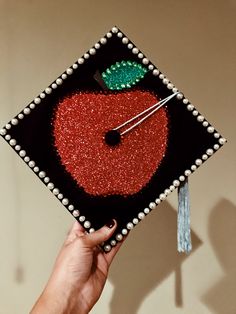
[
  {"x1": 30, "y1": 283, "x2": 88, "y2": 314},
  {"x1": 30, "y1": 292, "x2": 70, "y2": 314}
]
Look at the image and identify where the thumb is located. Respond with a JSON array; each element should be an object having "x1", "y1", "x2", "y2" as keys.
[
  {"x1": 64, "y1": 221, "x2": 85, "y2": 245},
  {"x1": 83, "y1": 219, "x2": 117, "y2": 248}
]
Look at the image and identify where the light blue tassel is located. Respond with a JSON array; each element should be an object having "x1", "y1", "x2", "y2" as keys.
[{"x1": 177, "y1": 178, "x2": 192, "y2": 253}]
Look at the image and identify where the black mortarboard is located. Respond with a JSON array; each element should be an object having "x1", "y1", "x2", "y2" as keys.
[{"x1": 0, "y1": 26, "x2": 226, "y2": 253}]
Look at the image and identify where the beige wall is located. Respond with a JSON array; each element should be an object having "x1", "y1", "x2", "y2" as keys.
[{"x1": 0, "y1": 0, "x2": 235, "y2": 313}]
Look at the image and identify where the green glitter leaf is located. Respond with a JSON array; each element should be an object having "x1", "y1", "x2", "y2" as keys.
[{"x1": 102, "y1": 60, "x2": 148, "y2": 90}]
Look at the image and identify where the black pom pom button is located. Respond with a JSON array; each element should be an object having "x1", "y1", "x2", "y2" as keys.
[{"x1": 104, "y1": 130, "x2": 121, "y2": 146}]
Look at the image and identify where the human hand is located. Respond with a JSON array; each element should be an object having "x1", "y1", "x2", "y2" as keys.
[{"x1": 30, "y1": 219, "x2": 123, "y2": 314}]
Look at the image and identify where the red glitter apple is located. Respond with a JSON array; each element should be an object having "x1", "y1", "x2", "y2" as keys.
[{"x1": 53, "y1": 89, "x2": 168, "y2": 196}]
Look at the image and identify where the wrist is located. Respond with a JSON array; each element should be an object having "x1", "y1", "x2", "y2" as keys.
[{"x1": 30, "y1": 281, "x2": 88, "y2": 314}]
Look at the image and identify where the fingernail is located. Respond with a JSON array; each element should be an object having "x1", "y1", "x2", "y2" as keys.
[{"x1": 106, "y1": 219, "x2": 115, "y2": 229}]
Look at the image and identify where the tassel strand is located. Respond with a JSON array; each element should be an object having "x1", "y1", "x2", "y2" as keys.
[{"x1": 177, "y1": 178, "x2": 192, "y2": 253}]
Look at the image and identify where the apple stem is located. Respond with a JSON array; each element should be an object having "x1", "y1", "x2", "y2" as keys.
[{"x1": 93, "y1": 70, "x2": 109, "y2": 91}]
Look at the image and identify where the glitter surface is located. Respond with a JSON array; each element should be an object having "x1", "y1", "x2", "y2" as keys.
[
  {"x1": 102, "y1": 60, "x2": 147, "y2": 90},
  {"x1": 53, "y1": 90, "x2": 168, "y2": 196}
]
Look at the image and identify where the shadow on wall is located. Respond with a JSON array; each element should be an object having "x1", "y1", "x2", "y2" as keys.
[
  {"x1": 109, "y1": 201, "x2": 202, "y2": 314},
  {"x1": 202, "y1": 198, "x2": 236, "y2": 314}
]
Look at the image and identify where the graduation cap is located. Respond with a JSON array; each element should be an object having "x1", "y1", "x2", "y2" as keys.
[{"x1": 0, "y1": 26, "x2": 226, "y2": 253}]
